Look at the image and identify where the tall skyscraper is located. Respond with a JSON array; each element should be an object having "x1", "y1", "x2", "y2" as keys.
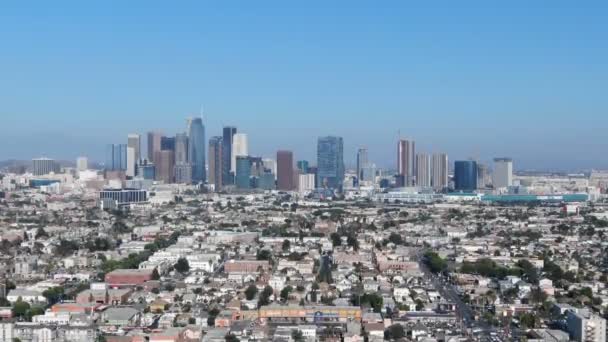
[
  {"x1": 431, "y1": 153, "x2": 449, "y2": 190},
  {"x1": 454, "y1": 160, "x2": 478, "y2": 191},
  {"x1": 32, "y1": 158, "x2": 60, "y2": 176},
  {"x1": 235, "y1": 156, "x2": 252, "y2": 189},
  {"x1": 105, "y1": 144, "x2": 127, "y2": 171},
  {"x1": 277, "y1": 150, "x2": 294, "y2": 191},
  {"x1": 296, "y1": 160, "x2": 309, "y2": 174},
  {"x1": 147, "y1": 131, "x2": 162, "y2": 162},
  {"x1": 356, "y1": 147, "x2": 368, "y2": 182},
  {"x1": 76, "y1": 157, "x2": 88, "y2": 171},
  {"x1": 317, "y1": 136, "x2": 345, "y2": 190},
  {"x1": 127, "y1": 134, "x2": 141, "y2": 161},
  {"x1": 397, "y1": 139, "x2": 416, "y2": 186},
  {"x1": 160, "y1": 136, "x2": 176, "y2": 151},
  {"x1": 126, "y1": 147, "x2": 136, "y2": 177},
  {"x1": 231, "y1": 133, "x2": 248, "y2": 174},
  {"x1": 174, "y1": 133, "x2": 189, "y2": 165},
  {"x1": 154, "y1": 150, "x2": 175, "y2": 183},
  {"x1": 416, "y1": 153, "x2": 431, "y2": 187},
  {"x1": 208, "y1": 136, "x2": 223, "y2": 191},
  {"x1": 222, "y1": 126, "x2": 237, "y2": 185},
  {"x1": 477, "y1": 163, "x2": 491, "y2": 189},
  {"x1": 493, "y1": 157, "x2": 513, "y2": 189},
  {"x1": 188, "y1": 117, "x2": 206, "y2": 183}
]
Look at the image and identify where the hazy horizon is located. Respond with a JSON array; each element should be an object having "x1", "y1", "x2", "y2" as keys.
[{"x1": 2, "y1": 2, "x2": 607, "y2": 170}]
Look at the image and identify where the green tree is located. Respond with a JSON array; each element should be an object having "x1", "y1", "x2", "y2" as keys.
[
  {"x1": 256, "y1": 249, "x2": 272, "y2": 261},
  {"x1": 291, "y1": 330, "x2": 304, "y2": 342},
  {"x1": 245, "y1": 284, "x2": 258, "y2": 300},
  {"x1": 424, "y1": 251, "x2": 447, "y2": 274},
  {"x1": 12, "y1": 299, "x2": 30, "y2": 318},
  {"x1": 282, "y1": 239, "x2": 291, "y2": 252},
  {"x1": 385, "y1": 324, "x2": 405, "y2": 340},
  {"x1": 174, "y1": 258, "x2": 190, "y2": 274},
  {"x1": 280, "y1": 286, "x2": 293, "y2": 301},
  {"x1": 225, "y1": 333, "x2": 240, "y2": 342}
]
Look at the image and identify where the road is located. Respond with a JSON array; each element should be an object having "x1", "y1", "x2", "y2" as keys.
[{"x1": 417, "y1": 251, "x2": 503, "y2": 341}]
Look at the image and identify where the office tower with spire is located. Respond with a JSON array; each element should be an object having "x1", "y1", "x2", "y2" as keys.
[
  {"x1": 416, "y1": 153, "x2": 431, "y2": 187},
  {"x1": 317, "y1": 136, "x2": 345, "y2": 190},
  {"x1": 277, "y1": 150, "x2": 294, "y2": 190},
  {"x1": 222, "y1": 126, "x2": 237, "y2": 185},
  {"x1": 432, "y1": 153, "x2": 449, "y2": 190},
  {"x1": 397, "y1": 139, "x2": 416, "y2": 186},
  {"x1": 208, "y1": 136, "x2": 223, "y2": 191},
  {"x1": 188, "y1": 117, "x2": 206, "y2": 184}
]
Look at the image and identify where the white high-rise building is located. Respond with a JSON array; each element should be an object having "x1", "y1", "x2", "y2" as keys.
[
  {"x1": 298, "y1": 173, "x2": 316, "y2": 193},
  {"x1": 493, "y1": 158, "x2": 513, "y2": 189},
  {"x1": 231, "y1": 133, "x2": 248, "y2": 173},
  {"x1": 127, "y1": 134, "x2": 141, "y2": 177},
  {"x1": 76, "y1": 157, "x2": 88, "y2": 171},
  {"x1": 432, "y1": 153, "x2": 448, "y2": 190},
  {"x1": 126, "y1": 147, "x2": 136, "y2": 177},
  {"x1": 416, "y1": 153, "x2": 431, "y2": 187},
  {"x1": 262, "y1": 158, "x2": 277, "y2": 179},
  {"x1": 567, "y1": 309, "x2": 606, "y2": 342}
]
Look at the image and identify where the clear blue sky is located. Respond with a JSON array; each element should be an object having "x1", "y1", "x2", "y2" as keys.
[{"x1": 1, "y1": 1, "x2": 607, "y2": 170}]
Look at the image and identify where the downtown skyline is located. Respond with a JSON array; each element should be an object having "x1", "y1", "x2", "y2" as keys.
[{"x1": 2, "y1": 2, "x2": 608, "y2": 170}]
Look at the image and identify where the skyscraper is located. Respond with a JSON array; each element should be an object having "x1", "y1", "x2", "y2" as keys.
[
  {"x1": 105, "y1": 144, "x2": 127, "y2": 171},
  {"x1": 32, "y1": 158, "x2": 60, "y2": 176},
  {"x1": 296, "y1": 160, "x2": 309, "y2": 174},
  {"x1": 277, "y1": 150, "x2": 294, "y2": 191},
  {"x1": 235, "y1": 156, "x2": 252, "y2": 189},
  {"x1": 188, "y1": 117, "x2": 206, "y2": 183},
  {"x1": 477, "y1": 163, "x2": 491, "y2": 189},
  {"x1": 174, "y1": 133, "x2": 189, "y2": 165},
  {"x1": 317, "y1": 136, "x2": 345, "y2": 190},
  {"x1": 356, "y1": 147, "x2": 368, "y2": 182},
  {"x1": 76, "y1": 157, "x2": 88, "y2": 171},
  {"x1": 397, "y1": 139, "x2": 416, "y2": 186},
  {"x1": 416, "y1": 153, "x2": 431, "y2": 187},
  {"x1": 127, "y1": 134, "x2": 141, "y2": 177},
  {"x1": 208, "y1": 136, "x2": 223, "y2": 191},
  {"x1": 222, "y1": 126, "x2": 237, "y2": 185},
  {"x1": 127, "y1": 133, "x2": 141, "y2": 160},
  {"x1": 231, "y1": 133, "x2": 248, "y2": 174},
  {"x1": 160, "y1": 136, "x2": 176, "y2": 151},
  {"x1": 147, "y1": 131, "x2": 162, "y2": 162},
  {"x1": 454, "y1": 160, "x2": 478, "y2": 191},
  {"x1": 432, "y1": 153, "x2": 449, "y2": 190},
  {"x1": 493, "y1": 158, "x2": 513, "y2": 189},
  {"x1": 154, "y1": 150, "x2": 175, "y2": 183}
]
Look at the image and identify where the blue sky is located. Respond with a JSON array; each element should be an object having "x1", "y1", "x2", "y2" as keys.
[{"x1": 1, "y1": 1, "x2": 607, "y2": 170}]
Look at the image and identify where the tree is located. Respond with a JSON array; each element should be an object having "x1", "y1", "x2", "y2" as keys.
[
  {"x1": 291, "y1": 330, "x2": 304, "y2": 342},
  {"x1": 174, "y1": 258, "x2": 190, "y2": 274},
  {"x1": 42, "y1": 286, "x2": 65, "y2": 305},
  {"x1": 245, "y1": 285, "x2": 258, "y2": 300},
  {"x1": 388, "y1": 233, "x2": 404, "y2": 245},
  {"x1": 330, "y1": 233, "x2": 341, "y2": 247},
  {"x1": 282, "y1": 239, "x2": 291, "y2": 252},
  {"x1": 519, "y1": 312, "x2": 538, "y2": 328},
  {"x1": 225, "y1": 333, "x2": 240, "y2": 342},
  {"x1": 280, "y1": 286, "x2": 293, "y2": 301},
  {"x1": 424, "y1": 251, "x2": 447, "y2": 274},
  {"x1": 12, "y1": 299, "x2": 30, "y2": 318},
  {"x1": 258, "y1": 286, "x2": 273, "y2": 308},
  {"x1": 256, "y1": 249, "x2": 272, "y2": 261},
  {"x1": 310, "y1": 282, "x2": 319, "y2": 302},
  {"x1": 385, "y1": 324, "x2": 405, "y2": 340},
  {"x1": 35, "y1": 227, "x2": 48, "y2": 239}
]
